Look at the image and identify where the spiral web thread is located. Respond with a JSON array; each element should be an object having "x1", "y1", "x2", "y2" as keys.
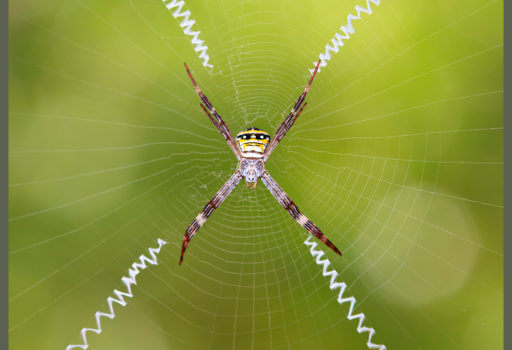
[
  {"x1": 66, "y1": 238, "x2": 168, "y2": 350},
  {"x1": 304, "y1": 237, "x2": 386, "y2": 350},
  {"x1": 306, "y1": 0, "x2": 385, "y2": 347},
  {"x1": 309, "y1": 0, "x2": 381, "y2": 74},
  {"x1": 65, "y1": 1, "x2": 385, "y2": 348}
]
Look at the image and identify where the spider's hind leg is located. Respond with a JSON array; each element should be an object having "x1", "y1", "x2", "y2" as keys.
[
  {"x1": 260, "y1": 171, "x2": 342, "y2": 256},
  {"x1": 179, "y1": 170, "x2": 244, "y2": 264}
]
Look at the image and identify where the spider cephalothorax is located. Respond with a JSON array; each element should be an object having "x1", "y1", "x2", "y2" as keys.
[{"x1": 180, "y1": 61, "x2": 341, "y2": 265}]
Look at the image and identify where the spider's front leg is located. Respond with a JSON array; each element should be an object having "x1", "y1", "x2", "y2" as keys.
[
  {"x1": 180, "y1": 170, "x2": 243, "y2": 265},
  {"x1": 185, "y1": 63, "x2": 242, "y2": 161},
  {"x1": 260, "y1": 171, "x2": 341, "y2": 256},
  {"x1": 263, "y1": 59, "x2": 321, "y2": 162}
]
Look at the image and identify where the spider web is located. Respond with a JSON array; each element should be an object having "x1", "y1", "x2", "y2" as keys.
[{"x1": 9, "y1": 0, "x2": 503, "y2": 349}]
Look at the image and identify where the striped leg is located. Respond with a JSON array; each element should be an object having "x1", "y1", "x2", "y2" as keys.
[
  {"x1": 180, "y1": 170, "x2": 243, "y2": 265},
  {"x1": 263, "y1": 60, "x2": 321, "y2": 162},
  {"x1": 260, "y1": 171, "x2": 341, "y2": 256},
  {"x1": 185, "y1": 63, "x2": 242, "y2": 160}
]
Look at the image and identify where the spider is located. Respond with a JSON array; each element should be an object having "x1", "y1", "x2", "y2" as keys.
[{"x1": 179, "y1": 60, "x2": 341, "y2": 265}]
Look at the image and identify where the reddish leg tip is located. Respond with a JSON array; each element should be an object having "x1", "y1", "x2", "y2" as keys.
[{"x1": 179, "y1": 238, "x2": 190, "y2": 265}]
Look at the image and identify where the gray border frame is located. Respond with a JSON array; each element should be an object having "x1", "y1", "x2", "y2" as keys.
[{"x1": 504, "y1": 0, "x2": 509, "y2": 348}]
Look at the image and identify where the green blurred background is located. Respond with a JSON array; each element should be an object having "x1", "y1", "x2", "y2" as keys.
[{"x1": 9, "y1": 0, "x2": 503, "y2": 349}]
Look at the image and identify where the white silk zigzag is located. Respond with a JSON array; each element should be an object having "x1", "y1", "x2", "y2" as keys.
[
  {"x1": 66, "y1": 238, "x2": 168, "y2": 350},
  {"x1": 304, "y1": 236, "x2": 386, "y2": 350},
  {"x1": 163, "y1": 0, "x2": 214, "y2": 68},
  {"x1": 310, "y1": 0, "x2": 381, "y2": 74}
]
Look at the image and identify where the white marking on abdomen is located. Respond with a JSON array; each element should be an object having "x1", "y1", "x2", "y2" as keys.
[{"x1": 242, "y1": 150, "x2": 264, "y2": 158}]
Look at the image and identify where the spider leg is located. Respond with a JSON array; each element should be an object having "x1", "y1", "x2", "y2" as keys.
[
  {"x1": 263, "y1": 60, "x2": 321, "y2": 162},
  {"x1": 260, "y1": 171, "x2": 341, "y2": 256},
  {"x1": 180, "y1": 170, "x2": 243, "y2": 265},
  {"x1": 185, "y1": 63, "x2": 242, "y2": 160}
]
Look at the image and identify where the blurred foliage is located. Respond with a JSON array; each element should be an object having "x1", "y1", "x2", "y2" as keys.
[{"x1": 9, "y1": 0, "x2": 502, "y2": 349}]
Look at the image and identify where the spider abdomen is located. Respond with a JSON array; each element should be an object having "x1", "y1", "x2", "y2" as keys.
[{"x1": 236, "y1": 127, "x2": 270, "y2": 159}]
